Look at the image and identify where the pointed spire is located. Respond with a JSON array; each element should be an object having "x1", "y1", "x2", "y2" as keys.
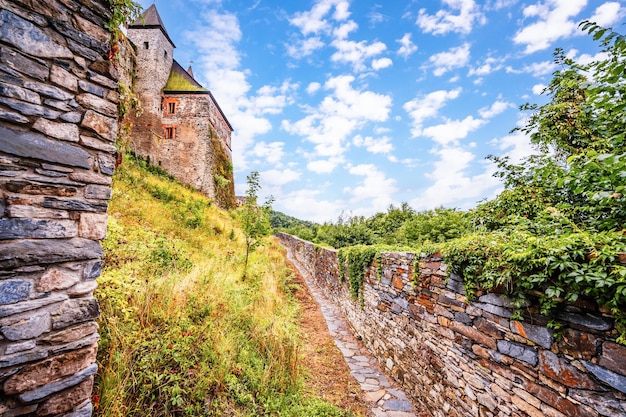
[
  {"x1": 187, "y1": 65, "x2": 194, "y2": 78},
  {"x1": 129, "y1": 4, "x2": 175, "y2": 48}
]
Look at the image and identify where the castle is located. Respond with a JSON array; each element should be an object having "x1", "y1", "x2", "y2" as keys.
[{"x1": 126, "y1": 5, "x2": 235, "y2": 208}]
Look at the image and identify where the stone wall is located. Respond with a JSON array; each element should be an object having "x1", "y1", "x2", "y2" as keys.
[
  {"x1": 0, "y1": 0, "x2": 116, "y2": 415},
  {"x1": 277, "y1": 233, "x2": 626, "y2": 417}
]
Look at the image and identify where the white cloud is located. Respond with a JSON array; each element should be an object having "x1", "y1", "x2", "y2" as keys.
[
  {"x1": 330, "y1": 39, "x2": 387, "y2": 71},
  {"x1": 506, "y1": 60, "x2": 556, "y2": 76},
  {"x1": 403, "y1": 88, "x2": 462, "y2": 137},
  {"x1": 417, "y1": 0, "x2": 486, "y2": 35},
  {"x1": 286, "y1": 36, "x2": 325, "y2": 59},
  {"x1": 289, "y1": 0, "x2": 344, "y2": 35},
  {"x1": 260, "y1": 168, "x2": 301, "y2": 186},
  {"x1": 353, "y1": 134, "x2": 394, "y2": 154},
  {"x1": 307, "y1": 157, "x2": 344, "y2": 173},
  {"x1": 283, "y1": 75, "x2": 392, "y2": 173},
  {"x1": 187, "y1": 10, "x2": 293, "y2": 171},
  {"x1": 333, "y1": 20, "x2": 358, "y2": 40},
  {"x1": 372, "y1": 57, "x2": 393, "y2": 70},
  {"x1": 278, "y1": 188, "x2": 345, "y2": 223},
  {"x1": 307, "y1": 82, "x2": 322, "y2": 94},
  {"x1": 429, "y1": 43, "x2": 471, "y2": 76},
  {"x1": 397, "y1": 33, "x2": 418, "y2": 59},
  {"x1": 410, "y1": 146, "x2": 500, "y2": 210},
  {"x1": 513, "y1": 0, "x2": 587, "y2": 54},
  {"x1": 478, "y1": 100, "x2": 513, "y2": 118},
  {"x1": 468, "y1": 56, "x2": 505, "y2": 76},
  {"x1": 589, "y1": 2, "x2": 623, "y2": 27},
  {"x1": 532, "y1": 83, "x2": 546, "y2": 94},
  {"x1": 346, "y1": 164, "x2": 398, "y2": 213},
  {"x1": 251, "y1": 141, "x2": 285, "y2": 165},
  {"x1": 422, "y1": 116, "x2": 486, "y2": 146}
]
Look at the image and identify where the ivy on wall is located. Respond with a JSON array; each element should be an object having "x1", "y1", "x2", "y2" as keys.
[{"x1": 209, "y1": 127, "x2": 236, "y2": 210}]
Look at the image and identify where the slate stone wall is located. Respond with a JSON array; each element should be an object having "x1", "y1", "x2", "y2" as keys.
[
  {"x1": 0, "y1": 0, "x2": 116, "y2": 415},
  {"x1": 277, "y1": 233, "x2": 626, "y2": 417}
]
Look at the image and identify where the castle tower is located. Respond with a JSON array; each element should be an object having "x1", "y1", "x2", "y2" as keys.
[{"x1": 127, "y1": 4, "x2": 175, "y2": 150}]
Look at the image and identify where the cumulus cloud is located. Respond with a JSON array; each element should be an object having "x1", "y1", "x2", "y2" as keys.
[
  {"x1": 397, "y1": 33, "x2": 418, "y2": 59},
  {"x1": 532, "y1": 83, "x2": 546, "y2": 95},
  {"x1": 513, "y1": 0, "x2": 587, "y2": 54},
  {"x1": 346, "y1": 164, "x2": 398, "y2": 213},
  {"x1": 372, "y1": 57, "x2": 393, "y2": 70},
  {"x1": 417, "y1": 0, "x2": 486, "y2": 35},
  {"x1": 277, "y1": 188, "x2": 345, "y2": 223},
  {"x1": 410, "y1": 146, "x2": 500, "y2": 210},
  {"x1": 478, "y1": 100, "x2": 513, "y2": 118},
  {"x1": 422, "y1": 116, "x2": 486, "y2": 146},
  {"x1": 260, "y1": 168, "x2": 301, "y2": 186},
  {"x1": 286, "y1": 36, "x2": 324, "y2": 59},
  {"x1": 589, "y1": 2, "x2": 623, "y2": 27},
  {"x1": 353, "y1": 134, "x2": 394, "y2": 154},
  {"x1": 283, "y1": 75, "x2": 392, "y2": 172},
  {"x1": 330, "y1": 39, "x2": 387, "y2": 71},
  {"x1": 250, "y1": 141, "x2": 285, "y2": 165},
  {"x1": 428, "y1": 43, "x2": 471, "y2": 76},
  {"x1": 506, "y1": 60, "x2": 556, "y2": 76},
  {"x1": 468, "y1": 56, "x2": 505, "y2": 77},
  {"x1": 403, "y1": 88, "x2": 462, "y2": 137},
  {"x1": 187, "y1": 10, "x2": 295, "y2": 171},
  {"x1": 307, "y1": 82, "x2": 322, "y2": 94}
]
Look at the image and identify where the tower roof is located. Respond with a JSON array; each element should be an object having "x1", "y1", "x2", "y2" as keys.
[
  {"x1": 164, "y1": 60, "x2": 206, "y2": 92},
  {"x1": 129, "y1": 4, "x2": 175, "y2": 48}
]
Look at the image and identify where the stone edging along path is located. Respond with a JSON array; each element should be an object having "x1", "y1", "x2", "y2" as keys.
[{"x1": 284, "y1": 246, "x2": 430, "y2": 417}]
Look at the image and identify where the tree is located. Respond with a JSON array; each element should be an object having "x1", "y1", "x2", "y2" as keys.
[
  {"x1": 483, "y1": 21, "x2": 626, "y2": 233},
  {"x1": 240, "y1": 172, "x2": 274, "y2": 279}
]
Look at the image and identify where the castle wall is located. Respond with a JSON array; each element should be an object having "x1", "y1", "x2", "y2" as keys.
[
  {"x1": 126, "y1": 26, "x2": 173, "y2": 155},
  {"x1": 277, "y1": 233, "x2": 626, "y2": 417},
  {"x1": 0, "y1": 0, "x2": 118, "y2": 415}
]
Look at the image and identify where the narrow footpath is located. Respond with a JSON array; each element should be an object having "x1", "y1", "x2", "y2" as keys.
[{"x1": 285, "y1": 247, "x2": 431, "y2": 417}]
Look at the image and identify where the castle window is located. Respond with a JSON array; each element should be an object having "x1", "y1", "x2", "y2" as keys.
[
  {"x1": 164, "y1": 50, "x2": 168, "y2": 58},
  {"x1": 164, "y1": 126, "x2": 176, "y2": 139},
  {"x1": 168, "y1": 102, "x2": 176, "y2": 114},
  {"x1": 144, "y1": 41, "x2": 149, "y2": 49}
]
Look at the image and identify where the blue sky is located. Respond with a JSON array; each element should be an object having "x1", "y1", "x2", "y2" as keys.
[{"x1": 135, "y1": 0, "x2": 624, "y2": 223}]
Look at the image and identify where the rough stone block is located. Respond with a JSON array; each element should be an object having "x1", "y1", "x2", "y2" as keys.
[
  {"x1": 598, "y1": 342, "x2": 626, "y2": 377},
  {"x1": 0, "y1": 81, "x2": 41, "y2": 104},
  {"x1": 510, "y1": 320, "x2": 554, "y2": 349},
  {"x1": 24, "y1": 80, "x2": 74, "y2": 101},
  {"x1": 497, "y1": 340, "x2": 537, "y2": 366},
  {"x1": 0, "y1": 10, "x2": 73, "y2": 58},
  {"x1": 81, "y1": 109, "x2": 116, "y2": 141},
  {"x1": 0, "y1": 238, "x2": 103, "y2": 270},
  {"x1": 51, "y1": 298, "x2": 100, "y2": 330},
  {"x1": 0, "y1": 96, "x2": 62, "y2": 119},
  {"x1": 78, "y1": 212, "x2": 107, "y2": 240},
  {"x1": 539, "y1": 350, "x2": 599, "y2": 390},
  {"x1": 38, "y1": 265, "x2": 82, "y2": 292},
  {"x1": 0, "y1": 280, "x2": 30, "y2": 305},
  {"x1": 4, "y1": 344, "x2": 97, "y2": 395},
  {"x1": 76, "y1": 93, "x2": 117, "y2": 117},
  {"x1": 6, "y1": 205, "x2": 70, "y2": 219},
  {"x1": 42, "y1": 196, "x2": 108, "y2": 212},
  {"x1": 0, "y1": 108, "x2": 29, "y2": 123},
  {"x1": 557, "y1": 311, "x2": 612, "y2": 332},
  {"x1": 1, "y1": 313, "x2": 50, "y2": 341},
  {"x1": 0, "y1": 47, "x2": 48, "y2": 81},
  {"x1": 18, "y1": 363, "x2": 97, "y2": 402},
  {"x1": 37, "y1": 376, "x2": 94, "y2": 416},
  {"x1": 80, "y1": 135, "x2": 116, "y2": 153},
  {"x1": 83, "y1": 260, "x2": 102, "y2": 280},
  {"x1": 0, "y1": 125, "x2": 90, "y2": 169},
  {"x1": 450, "y1": 321, "x2": 497, "y2": 350},
  {"x1": 0, "y1": 346, "x2": 49, "y2": 368},
  {"x1": 0, "y1": 218, "x2": 77, "y2": 239},
  {"x1": 33, "y1": 118, "x2": 80, "y2": 142},
  {"x1": 5, "y1": 180, "x2": 78, "y2": 197},
  {"x1": 5, "y1": 339, "x2": 36, "y2": 355},
  {"x1": 64, "y1": 400, "x2": 93, "y2": 417},
  {"x1": 51, "y1": 65, "x2": 79, "y2": 92},
  {"x1": 85, "y1": 184, "x2": 112, "y2": 200},
  {"x1": 583, "y1": 361, "x2": 626, "y2": 394},
  {"x1": 69, "y1": 170, "x2": 112, "y2": 185},
  {"x1": 40, "y1": 321, "x2": 99, "y2": 345}
]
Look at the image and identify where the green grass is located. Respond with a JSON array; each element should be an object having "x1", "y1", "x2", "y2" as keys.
[{"x1": 94, "y1": 155, "x2": 353, "y2": 416}]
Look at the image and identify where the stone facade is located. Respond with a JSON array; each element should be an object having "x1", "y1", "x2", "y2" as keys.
[
  {"x1": 126, "y1": 5, "x2": 235, "y2": 208},
  {"x1": 277, "y1": 233, "x2": 626, "y2": 417},
  {"x1": 0, "y1": 0, "x2": 116, "y2": 415}
]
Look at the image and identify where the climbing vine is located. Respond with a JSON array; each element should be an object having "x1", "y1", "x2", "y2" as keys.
[
  {"x1": 338, "y1": 245, "x2": 379, "y2": 302},
  {"x1": 209, "y1": 128, "x2": 236, "y2": 210}
]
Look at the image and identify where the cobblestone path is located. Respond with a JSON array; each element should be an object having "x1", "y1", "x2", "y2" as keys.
[{"x1": 285, "y1": 248, "x2": 430, "y2": 417}]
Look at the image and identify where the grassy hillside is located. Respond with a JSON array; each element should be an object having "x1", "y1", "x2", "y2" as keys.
[{"x1": 94, "y1": 156, "x2": 352, "y2": 416}]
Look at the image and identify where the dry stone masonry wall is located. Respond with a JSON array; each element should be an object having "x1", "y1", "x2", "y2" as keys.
[
  {"x1": 0, "y1": 0, "x2": 116, "y2": 415},
  {"x1": 277, "y1": 233, "x2": 626, "y2": 417}
]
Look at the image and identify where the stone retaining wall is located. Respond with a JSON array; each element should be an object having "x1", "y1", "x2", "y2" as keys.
[
  {"x1": 0, "y1": 0, "x2": 116, "y2": 415},
  {"x1": 277, "y1": 232, "x2": 626, "y2": 417}
]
